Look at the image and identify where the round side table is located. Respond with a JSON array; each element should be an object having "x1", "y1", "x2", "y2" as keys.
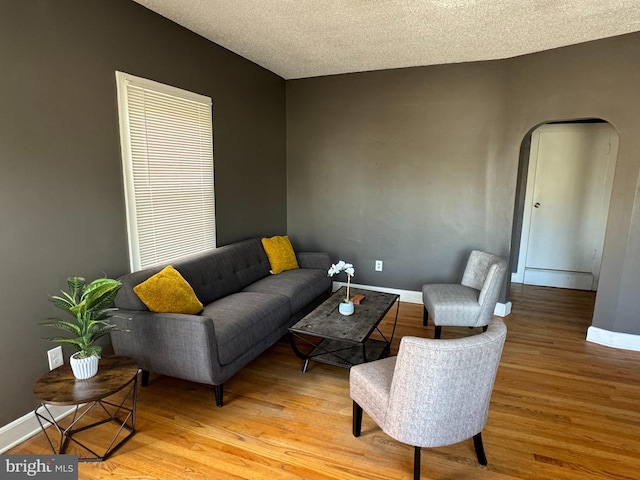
[{"x1": 33, "y1": 356, "x2": 139, "y2": 462}]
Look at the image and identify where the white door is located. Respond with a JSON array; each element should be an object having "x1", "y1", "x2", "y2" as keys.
[{"x1": 514, "y1": 123, "x2": 617, "y2": 290}]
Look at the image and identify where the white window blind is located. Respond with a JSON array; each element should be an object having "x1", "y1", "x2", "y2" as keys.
[{"x1": 116, "y1": 72, "x2": 215, "y2": 271}]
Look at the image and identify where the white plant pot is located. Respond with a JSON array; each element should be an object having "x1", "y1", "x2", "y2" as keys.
[
  {"x1": 70, "y1": 353, "x2": 99, "y2": 380},
  {"x1": 339, "y1": 300, "x2": 354, "y2": 316}
]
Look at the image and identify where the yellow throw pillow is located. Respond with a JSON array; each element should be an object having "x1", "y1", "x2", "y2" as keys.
[
  {"x1": 261, "y1": 235, "x2": 299, "y2": 274},
  {"x1": 133, "y1": 265, "x2": 203, "y2": 314}
]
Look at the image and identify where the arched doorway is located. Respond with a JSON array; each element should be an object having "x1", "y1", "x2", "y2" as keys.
[{"x1": 510, "y1": 120, "x2": 619, "y2": 291}]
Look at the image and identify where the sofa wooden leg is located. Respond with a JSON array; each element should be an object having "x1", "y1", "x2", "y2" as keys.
[
  {"x1": 352, "y1": 401, "x2": 363, "y2": 437},
  {"x1": 141, "y1": 370, "x2": 150, "y2": 387},
  {"x1": 473, "y1": 432, "x2": 488, "y2": 465},
  {"x1": 214, "y1": 384, "x2": 224, "y2": 407}
]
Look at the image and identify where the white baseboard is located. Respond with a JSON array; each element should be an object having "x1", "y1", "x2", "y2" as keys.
[
  {"x1": 332, "y1": 282, "x2": 511, "y2": 317},
  {"x1": 586, "y1": 326, "x2": 640, "y2": 351},
  {"x1": 0, "y1": 404, "x2": 75, "y2": 454},
  {"x1": 522, "y1": 268, "x2": 594, "y2": 290},
  {"x1": 494, "y1": 301, "x2": 512, "y2": 317}
]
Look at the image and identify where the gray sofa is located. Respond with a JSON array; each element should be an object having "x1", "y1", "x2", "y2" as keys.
[{"x1": 110, "y1": 237, "x2": 332, "y2": 407}]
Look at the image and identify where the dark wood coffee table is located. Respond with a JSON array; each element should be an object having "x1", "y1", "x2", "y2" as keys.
[
  {"x1": 33, "y1": 356, "x2": 139, "y2": 462},
  {"x1": 288, "y1": 287, "x2": 399, "y2": 372}
]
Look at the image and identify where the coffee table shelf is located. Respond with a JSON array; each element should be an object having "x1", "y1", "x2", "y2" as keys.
[{"x1": 305, "y1": 338, "x2": 389, "y2": 369}]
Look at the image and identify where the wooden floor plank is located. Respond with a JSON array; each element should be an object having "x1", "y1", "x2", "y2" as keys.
[{"x1": 11, "y1": 285, "x2": 640, "y2": 479}]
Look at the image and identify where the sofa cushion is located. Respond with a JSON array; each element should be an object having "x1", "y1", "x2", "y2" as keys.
[
  {"x1": 202, "y1": 292, "x2": 291, "y2": 366},
  {"x1": 133, "y1": 265, "x2": 203, "y2": 314},
  {"x1": 261, "y1": 235, "x2": 299, "y2": 274},
  {"x1": 172, "y1": 238, "x2": 271, "y2": 306},
  {"x1": 243, "y1": 268, "x2": 331, "y2": 314}
]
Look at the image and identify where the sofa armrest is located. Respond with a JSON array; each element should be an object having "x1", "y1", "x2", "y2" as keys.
[
  {"x1": 110, "y1": 309, "x2": 221, "y2": 385},
  {"x1": 297, "y1": 251, "x2": 331, "y2": 270}
]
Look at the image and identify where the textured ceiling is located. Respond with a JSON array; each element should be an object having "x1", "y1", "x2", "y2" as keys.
[{"x1": 133, "y1": 0, "x2": 640, "y2": 79}]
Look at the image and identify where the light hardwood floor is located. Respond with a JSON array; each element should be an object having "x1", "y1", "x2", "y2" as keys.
[{"x1": 11, "y1": 285, "x2": 640, "y2": 479}]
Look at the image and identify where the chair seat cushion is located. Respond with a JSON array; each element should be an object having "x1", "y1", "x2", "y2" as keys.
[
  {"x1": 350, "y1": 356, "x2": 396, "y2": 428},
  {"x1": 422, "y1": 284, "x2": 481, "y2": 326}
]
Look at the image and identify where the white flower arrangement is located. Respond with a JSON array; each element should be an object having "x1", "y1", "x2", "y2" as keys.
[{"x1": 328, "y1": 260, "x2": 355, "y2": 303}]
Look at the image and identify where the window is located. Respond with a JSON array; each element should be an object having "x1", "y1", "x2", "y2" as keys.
[{"x1": 116, "y1": 72, "x2": 215, "y2": 271}]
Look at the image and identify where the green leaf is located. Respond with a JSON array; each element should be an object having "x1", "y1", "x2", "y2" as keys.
[
  {"x1": 80, "y1": 345, "x2": 102, "y2": 358},
  {"x1": 50, "y1": 293, "x2": 75, "y2": 313},
  {"x1": 41, "y1": 318, "x2": 81, "y2": 336},
  {"x1": 89, "y1": 324, "x2": 118, "y2": 342},
  {"x1": 82, "y1": 279, "x2": 121, "y2": 311},
  {"x1": 67, "y1": 277, "x2": 86, "y2": 300},
  {"x1": 45, "y1": 337, "x2": 82, "y2": 349},
  {"x1": 69, "y1": 299, "x2": 88, "y2": 317},
  {"x1": 92, "y1": 307, "x2": 118, "y2": 321}
]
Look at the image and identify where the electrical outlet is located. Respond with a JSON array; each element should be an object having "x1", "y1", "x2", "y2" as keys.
[
  {"x1": 375, "y1": 260, "x2": 383, "y2": 272},
  {"x1": 47, "y1": 346, "x2": 63, "y2": 370}
]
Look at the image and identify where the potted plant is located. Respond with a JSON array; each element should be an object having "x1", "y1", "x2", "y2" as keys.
[
  {"x1": 42, "y1": 276, "x2": 121, "y2": 379},
  {"x1": 328, "y1": 260, "x2": 355, "y2": 315}
]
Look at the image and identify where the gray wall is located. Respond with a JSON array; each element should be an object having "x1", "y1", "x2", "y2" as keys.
[
  {"x1": 287, "y1": 62, "x2": 511, "y2": 291},
  {"x1": 0, "y1": 1, "x2": 285, "y2": 425},
  {"x1": 287, "y1": 33, "x2": 640, "y2": 336}
]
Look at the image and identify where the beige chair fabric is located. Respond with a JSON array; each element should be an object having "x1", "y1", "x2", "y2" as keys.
[
  {"x1": 422, "y1": 250, "x2": 507, "y2": 338},
  {"x1": 350, "y1": 318, "x2": 507, "y2": 480}
]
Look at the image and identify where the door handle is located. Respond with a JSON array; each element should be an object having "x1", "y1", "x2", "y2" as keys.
[{"x1": 534, "y1": 202, "x2": 541, "y2": 208}]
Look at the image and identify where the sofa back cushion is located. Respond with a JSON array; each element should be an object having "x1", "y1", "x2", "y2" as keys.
[
  {"x1": 177, "y1": 238, "x2": 271, "y2": 306},
  {"x1": 115, "y1": 238, "x2": 271, "y2": 311}
]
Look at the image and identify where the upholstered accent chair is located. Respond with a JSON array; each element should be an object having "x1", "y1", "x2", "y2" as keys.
[
  {"x1": 350, "y1": 319, "x2": 507, "y2": 480},
  {"x1": 422, "y1": 250, "x2": 507, "y2": 338}
]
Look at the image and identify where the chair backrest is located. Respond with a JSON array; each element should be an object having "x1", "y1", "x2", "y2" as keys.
[
  {"x1": 461, "y1": 250, "x2": 507, "y2": 324},
  {"x1": 382, "y1": 318, "x2": 507, "y2": 448}
]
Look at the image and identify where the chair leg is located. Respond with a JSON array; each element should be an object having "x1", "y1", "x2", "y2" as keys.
[
  {"x1": 473, "y1": 432, "x2": 488, "y2": 465},
  {"x1": 214, "y1": 384, "x2": 224, "y2": 407},
  {"x1": 422, "y1": 307, "x2": 429, "y2": 327},
  {"x1": 434, "y1": 326, "x2": 442, "y2": 339},
  {"x1": 470, "y1": 325, "x2": 488, "y2": 332},
  {"x1": 140, "y1": 369, "x2": 150, "y2": 387},
  {"x1": 352, "y1": 401, "x2": 363, "y2": 437},
  {"x1": 414, "y1": 446, "x2": 421, "y2": 480}
]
